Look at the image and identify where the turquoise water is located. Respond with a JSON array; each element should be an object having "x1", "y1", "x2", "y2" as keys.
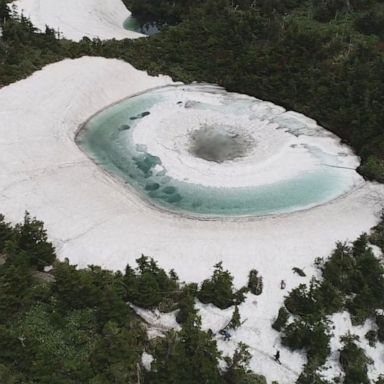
[
  {"x1": 123, "y1": 16, "x2": 160, "y2": 36},
  {"x1": 77, "y1": 85, "x2": 357, "y2": 217}
]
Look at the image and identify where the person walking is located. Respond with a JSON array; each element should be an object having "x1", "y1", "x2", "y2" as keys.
[
  {"x1": 223, "y1": 330, "x2": 231, "y2": 341},
  {"x1": 274, "y1": 350, "x2": 281, "y2": 364},
  {"x1": 219, "y1": 329, "x2": 231, "y2": 341}
]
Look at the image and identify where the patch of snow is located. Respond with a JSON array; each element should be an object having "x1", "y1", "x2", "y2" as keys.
[
  {"x1": 130, "y1": 304, "x2": 180, "y2": 338},
  {"x1": 13, "y1": 0, "x2": 144, "y2": 41},
  {"x1": 141, "y1": 352, "x2": 154, "y2": 371},
  {"x1": 198, "y1": 301, "x2": 234, "y2": 333},
  {"x1": 0, "y1": 254, "x2": 6, "y2": 265},
  {"x1": 131, "y1": 297, "x2": 304, "y2": 383},
  {"x1": 370, "y1": 244, "x2": 383, "y2": 259},
  {"x1": 197, "y1": 297, "x2": 304, "y2": 384},
  {"x1": 43, "y1": 265, "x2": 53, "y2": 272}
]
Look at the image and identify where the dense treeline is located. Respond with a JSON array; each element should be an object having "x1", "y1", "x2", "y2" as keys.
[
  {"x1": 122, "y1": 0, "x2": 204, "y2": 25},
  {"x1": 123, "y1": 0, "x2": 384, "y2": 25},
  {"x1": 0, "y1": 213, "x2": 269, "y2": 384},
  {"x1": 1, "y1": 0, "x2": 384, "y2": 181}
]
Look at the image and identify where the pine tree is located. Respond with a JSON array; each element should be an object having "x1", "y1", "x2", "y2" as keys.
[
  {"x1": 0, "y1": 0, "x2": 10, "y2": 24},
  {"x1": 127, "y1": 255, "x2": 180, "y2": 309},
  {"x1": 8, "y1": 212, "x2": 55, "y2": 270},
  {"x1": 0, "y1": 262, "x2": 32, "y2": 322},
  {"x1": 247, "y1": 269, "x2": 263, "y2": 295},
  {"x1": 228, "y1": 305, "x2": 241, "y2": 330},
  {"x1": 376, "y1": 314, "x2": 384, "y2": 342},
  {"x1": 198, "y1": 262, "x2": 236, "y2": 309},
  {"x1": 222, "y1": 343, "x2": 267, "y2": 384},
  {"x1": 176, "y1": 285, "x2": 198, "y2": 324},
  {"x1": 90, "y1": 320, "x2": 146, "y2": 383},
  {"x1": 136, "y1": 272, "x2": 162, "y2": 308},
  {"x1": 0, "y1": 215, "x2": 12, "y2": 253},
  {"x1": 148, "y1": 314, "x2": 222, "y2": 384},
  {"x1": 339, "y1": 333, "x2": 371, "y2": 384},
  {"x1": 272, "y1": 306, "x2": 289, "y2": 331},
  {"x1": 123, "y1": 264, "x2": 139, "y2": 301}
]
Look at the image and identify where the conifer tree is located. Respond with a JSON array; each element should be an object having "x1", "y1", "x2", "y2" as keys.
[
  {"x1": 272, "y1": 306, "x2": 289, "y2": 332},
  {"x1": 339, "y1": 333, "x2": 371, "y2": 384},
  {"x1": 125, "y1": 255, "x2": 179, "y2": 309},
  {"x1": 198, "y1": 262, "x2": 237, "y2": 309},
  {"x1": 247, "y1": 269, "x2": 263, "y2": 295},
  {"x1": 0, "y1": 215, "x2": 12, "y2": 253},
  {"x1": 176, "y1": 284, "x2": 198, "y2": 324},
  {"x1": 222, "y1": 343, "x2": 269, "y2": 384},
  {"x1": 148, "y1": 314, "x2": 222, "y2": 384},
  {"x1": 228, "y1": 305, "x2": 241, "y2": 330},
  {"x1": 90, "y1": 320, "x2": 146, "y2": 383},
  {"x1": 0, "y1": 0, "x2": 10, "y2": 24},
  {"x1": 8, "y1": 212, "x2": 55, "y2": 270}
]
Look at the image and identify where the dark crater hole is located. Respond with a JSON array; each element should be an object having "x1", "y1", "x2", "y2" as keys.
[{"x1": 189, "y1": 124, "x2": 255, "y2": 163}]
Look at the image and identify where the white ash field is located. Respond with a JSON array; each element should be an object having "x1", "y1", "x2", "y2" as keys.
[{"x1": 1, "y1": 1, "x2": 384, "y2": 383}]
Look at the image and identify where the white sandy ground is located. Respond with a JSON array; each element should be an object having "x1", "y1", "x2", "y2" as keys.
[
  {"x1": 13, "y1": 0, "x2": 143, "y2": 41},
  {"x1": 1, "y1": 57, "x2": 384, "y2": 382}
]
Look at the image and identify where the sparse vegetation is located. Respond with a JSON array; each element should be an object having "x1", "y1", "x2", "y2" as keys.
[
  {"x1": 228, "y1": 305, "x2": 242, "y2": 330},
  {"x1": 275, "y1": 232, "x2": 384, "y2": 381}
]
